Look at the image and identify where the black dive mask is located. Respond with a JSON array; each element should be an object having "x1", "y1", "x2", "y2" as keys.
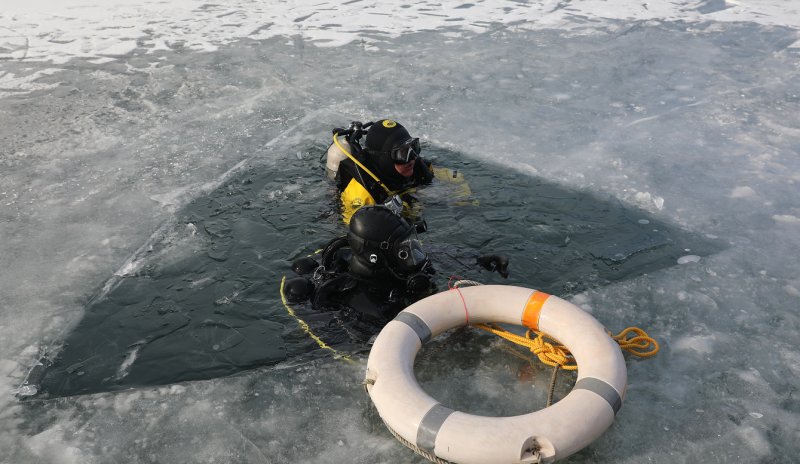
[
  {"x1": 389, "y1": 138, "x2": 420, "y2": 164},
  {"x1": 393, "y1": 234, "x2": 428, "y2": 274},
  {"x1": 390, "y1": 230, "x2": 433, "y2": 295}
]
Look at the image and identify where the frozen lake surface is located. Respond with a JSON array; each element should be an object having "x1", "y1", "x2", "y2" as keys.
[{"x1": 2, "y1": 1, "x2": 799, "y2": 462}]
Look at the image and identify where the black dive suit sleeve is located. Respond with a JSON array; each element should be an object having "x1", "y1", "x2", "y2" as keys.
[{"x1": 414, "y1": 157, "x2": 435, "y2": 184}]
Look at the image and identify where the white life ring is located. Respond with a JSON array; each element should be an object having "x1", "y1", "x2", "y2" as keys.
[{"x1": 365, "y1": 285, "x2": 627, "y2": 464}]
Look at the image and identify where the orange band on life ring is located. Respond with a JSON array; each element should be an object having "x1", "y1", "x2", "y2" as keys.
[{"x1": 522, "y1": 291, "x2": 550, "y2": 330}]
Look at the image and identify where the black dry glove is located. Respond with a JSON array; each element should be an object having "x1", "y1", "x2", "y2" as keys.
[
  {"x1": 414, "y1": 218, "x2": 428, "y2": 234},
  {"x1": 284, "y1": 277, "x2": 314, "y2": 303},
  {"x1": 477, "y1": 254, "x2": 509, "y2": 278},
  {"x1": 292, "y1": 256, "x2": 319, "y2": 275}
]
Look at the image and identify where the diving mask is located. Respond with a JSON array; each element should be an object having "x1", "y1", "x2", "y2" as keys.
[
  {"x1": 394, "y1": 235, "x2": 428, "y2": 273},
  {"x1": 390, "y1": 138, "x2": 420, "y2": 164}
]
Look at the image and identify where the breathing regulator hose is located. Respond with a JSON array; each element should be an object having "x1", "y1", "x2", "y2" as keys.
[{"x1": 332, "y1": 129, "x2": 394, "y2": 196}]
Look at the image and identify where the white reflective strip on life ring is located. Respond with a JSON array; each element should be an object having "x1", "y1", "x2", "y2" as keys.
[{"x1": 365, "y1": 285, "x2": 627, "y2": 464}]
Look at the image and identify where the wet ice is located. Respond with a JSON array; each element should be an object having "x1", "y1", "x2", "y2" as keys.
[{"x1": 3, "y1": 2, "x2": 800, "y2": 463}]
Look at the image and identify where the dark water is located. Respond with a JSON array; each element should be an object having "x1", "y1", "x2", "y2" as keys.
[
  {"x1": 414, "y1": 327, "x2": 583, "y2": 417},
  {"x1": 29, "y1": 145, "x2": 722, "y2": 398}
]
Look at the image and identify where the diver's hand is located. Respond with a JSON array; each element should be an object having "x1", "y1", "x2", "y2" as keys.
[{"x1": 477, "y1": 254, "x2": 509, "y2": 278}]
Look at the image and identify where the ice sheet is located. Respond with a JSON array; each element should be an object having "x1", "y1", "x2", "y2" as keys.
[
  {"x1": 3, "y1": 0, "x2": 800, "y2": 96},
  {"x1": 2, "y1": 1, "x2": 800, "y2": 463}
]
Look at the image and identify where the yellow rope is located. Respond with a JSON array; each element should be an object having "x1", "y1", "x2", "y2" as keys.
[
  {"x1": 476, "y1": 323, "x2": 659, "y2": 370},
  {"x1": 455, "y1": 282, "x2": 658, "y2": 369},
  {"x1": 333, "y1": 133, "x2": 395, "y2": 196},
  {"x1": 279, "y1": 276, "x2": 354, "y2": 363},
  {"x1": 477, "y1": 323, "x2": 578, "y2": 370},
  {"x1": 610, "y1": 326, "x2": 660, "y2": 357}
]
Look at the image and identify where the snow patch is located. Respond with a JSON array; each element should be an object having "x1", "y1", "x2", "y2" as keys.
[
  {"x1": 25, "y1": 424, "x2": 88, "y2": 464},
  {"x1": 772, "y1": 214, "x2": 800, "y2": 224},
  {"x1": 115, "y1": 342, "x2": 144, "y2": 380},
  {"x1": 677, "y1": 255, "x2": 701, "y2": 264},
  {"x1": 784, "y1": 284, "x2": 800, "y2": 297},
  {"x1": 114, "y1": 390, "x2": 141, "y2": 414},
  {"x1": 634, "y1": 191, "x2": 665, "y2": 210},
  {"x1": 672, "y1": 334, "x2": 715, "y2": 355},
  {"x1": 730, "y1": 186, "x2": 756, "y2": 198},
  {"x1": 735, "y1": 426, "x2": 771, "y2": 457}
]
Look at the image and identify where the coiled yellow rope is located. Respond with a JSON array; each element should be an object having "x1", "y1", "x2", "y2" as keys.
[
  {"x1": 475, "y1": 323, "x2": 659, "y2": 370},
  {"x1": 476, "y1": 323, "x2": 578, "y2": 370},
  {"x1": 452, "y1": 280, "x2": 659, "y2": 369},
  {"x1": 610, "y1": 326, "x2": 660, "y2": 358}
]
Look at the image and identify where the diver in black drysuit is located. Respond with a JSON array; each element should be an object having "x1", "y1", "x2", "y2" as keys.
[{"x1": 283, "y1": 205, "x2": 509, "y2": 330}]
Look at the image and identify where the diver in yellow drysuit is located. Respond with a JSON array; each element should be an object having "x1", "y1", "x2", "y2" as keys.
[{"x1": 334, "y1": 119, "x2": 435, "y2": 224}]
